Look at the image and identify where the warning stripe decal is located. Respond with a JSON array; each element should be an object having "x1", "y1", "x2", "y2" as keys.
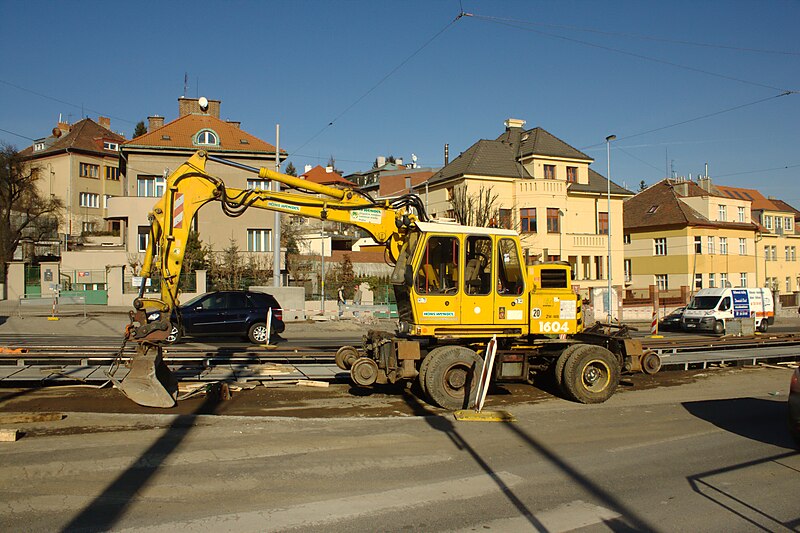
[{"x1": 173, "y1": 192, "x2": 184, "y2": 229}]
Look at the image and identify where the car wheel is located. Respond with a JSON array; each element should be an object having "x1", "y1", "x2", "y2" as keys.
[
  {"x1": 758, "y1": 320, "x2": 768, "y2": 333},
  {"x1": 247, "y1": 322, "x2": 269, "y2": 344},
  {"x1": 713, "y1": 320, "x2": 725, "y2": 335},
  {"x1": 165, "y1": 324, "x2": 181, "y2": 344}
]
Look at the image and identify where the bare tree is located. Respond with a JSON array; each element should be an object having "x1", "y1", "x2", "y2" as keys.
[
  {"x1": 449, "y1": 184, "x2": 500, "y2": 227},
  {"x1": 0, "y1": 143, "x2": 63, "y2": 284}
]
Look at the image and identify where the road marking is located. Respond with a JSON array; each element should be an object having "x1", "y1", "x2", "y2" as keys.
[
  {"x1": 118, "y1": 471, "x2": 524, "y2": 532},
  {"x1": 449, "y1": 500, "x2": 620, "y2": 533},
  {"x1": 607, "y1": 429, "x2": 722, "y2": 453}
]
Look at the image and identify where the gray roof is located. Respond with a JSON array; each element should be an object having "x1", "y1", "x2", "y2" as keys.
[
  {"x1": 571, "y1": 169, "x2": 633, "y2": 196},
  {"x1": 430, "y1": 140, "x2": 530, "y2": 184},
  {"x1": 495, "y1": 126, "x2": 592, "y2": 161}
]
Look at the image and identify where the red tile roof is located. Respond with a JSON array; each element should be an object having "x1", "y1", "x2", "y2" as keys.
[
  {"x1": 300, "y1": 165, "x2": 353, "y2": 186},
  {"x1": 20, "y1": 118, "x2": 125, "y2": 159},
  {"x1": 124, "y1": 114, "x2": 279, "y2": 154},
  {"x1": 714, "y1": 184, "x2": 781, "y2": 211}
]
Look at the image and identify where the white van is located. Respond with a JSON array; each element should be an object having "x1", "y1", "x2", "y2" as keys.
[{"x1": 682, "y1": 287, "x2": 774, "y2": 334}]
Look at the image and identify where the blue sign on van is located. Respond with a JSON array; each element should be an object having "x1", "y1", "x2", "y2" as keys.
[{"x1": 731, "y1": 289, "x2": 750, "y2": 318}]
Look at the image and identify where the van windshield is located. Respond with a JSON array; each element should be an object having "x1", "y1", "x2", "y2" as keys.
[{"x1": 688, "y1": 296, "x2": 721, "y2": 310}]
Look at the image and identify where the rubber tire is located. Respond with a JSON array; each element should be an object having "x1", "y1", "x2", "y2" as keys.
[
  {"x1": 554, "y1": 344, "x2": 583, "y2": 390},
  {"x1": 713, "y1": 320, "x2": 725, "y2": 335},
  {"x1": 164, "y1": 324, "x2": 182, "y2": 344},
  {"x1": 758, "y1": 320, "x2": 768, "y2": 333},
  {"x1": 419, "y1": 346, "x2": 456, "y2": 396},
  {"x1": 424, "y1": 346, "x2": 483, "y2": 410},
  {"x1": 562, "y1": 345, "x2": 620, "y2": 404},
  {"x1": 335, "y1": 346, "x2": 360, "y2": 370},
  {"x1": 247, "y1": 322, "x2": 269, "y2": 344}
]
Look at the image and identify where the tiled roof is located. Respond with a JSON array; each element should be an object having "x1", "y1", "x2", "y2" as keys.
[
  {"x1": 429, "y1": 139, "x2": 530, "y2": 184},
  {"x1": 123, "y1": 114, "x2": 279, "y2": 154},
  {"x1": 570, "y1": 169, "x2": 632, "y2": 196},
  {"x1": 20, "y1": 118, "x2": 125, "y2": 159},
  {"x1": 714, "y1": 184, "x2": 782, "y2": 211},
  {"x1": 769, "y1": 198, "x2": 800, "y2": 217},
  {"x1": 300, "y1": 165, "x2": 353, "y2": 186},
  {"x1": 495, "y1": 126, "x2": 592, "y2": 161},
  {"x1": 624, "y1": 179, "x2": 756, "y2": 231}
]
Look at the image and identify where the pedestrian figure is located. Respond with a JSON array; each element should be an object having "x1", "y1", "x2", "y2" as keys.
[
  {"x1": 337, "y1": 285, "x2": 345, "y2": 318},
  {"x1": 353, "y1": 286, "x2": 362, "y2": 317}
]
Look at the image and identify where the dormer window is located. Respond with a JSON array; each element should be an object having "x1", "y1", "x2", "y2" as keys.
[
  {"x1": 34, "y1": 142, "x2": 45, "y2": 151},
  {"x1": 103, "y1": 141, "x2": 119, "y2": 151},
  {"x1": 195, "y1": 129, "x2": 219, "y2": 146}
]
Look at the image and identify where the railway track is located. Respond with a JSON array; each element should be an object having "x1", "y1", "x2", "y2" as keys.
[{"x1": 0, "y1": 333, "x2": 799, "y2": 385}]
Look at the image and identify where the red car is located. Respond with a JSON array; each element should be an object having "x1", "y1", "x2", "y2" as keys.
[{"x1": 789, "y1": 366, "x2": 800, "y2": 448}]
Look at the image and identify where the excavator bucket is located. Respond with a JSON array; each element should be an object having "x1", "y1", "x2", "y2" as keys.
[{"x1": 110, "y1": 344, "x2": 178, "y2": 408}]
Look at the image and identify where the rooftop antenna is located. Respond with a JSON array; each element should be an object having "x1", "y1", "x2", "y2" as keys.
[{"x1": 183, "y1": 72, "x2": 188, "y2": 97}]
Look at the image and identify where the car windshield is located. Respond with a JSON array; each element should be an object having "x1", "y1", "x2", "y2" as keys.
[
  {"x1": 180, "y1": 293, "x2": 208, "y2": 308},
  {"x1": 687, "y1": 296, "x2": 720, "y2": 310}
]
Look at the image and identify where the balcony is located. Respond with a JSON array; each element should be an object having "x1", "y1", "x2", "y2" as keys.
[{"x1": 516, "y1": 179, "x2": 566, "y2": 197}]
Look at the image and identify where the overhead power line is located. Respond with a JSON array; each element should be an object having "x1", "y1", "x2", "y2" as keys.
[
  {"x1": 0, "y1": 127, "x2": 35, "y2": 141},
  {"x1": 469, "y1": 13, "x2": 798, "y2": 93}
]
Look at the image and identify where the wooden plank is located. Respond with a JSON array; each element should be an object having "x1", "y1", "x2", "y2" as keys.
[
  {"x1": 0, "y1": 429, "x2": 20, "y2": 442},
  {"x1": 296, "y1": 380, "x2": 329, "y2": 388},
  {"x1": 0, "y1": 413, "x2": 64, "y2": 424}
]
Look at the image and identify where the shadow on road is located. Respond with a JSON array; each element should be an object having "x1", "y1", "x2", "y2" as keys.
[
  {"x1": 682, "y1": 397, "x2": 795, "y2": 449},
  {"x1": 62, "y1": 385, "x2": 228, "y2": 532}
]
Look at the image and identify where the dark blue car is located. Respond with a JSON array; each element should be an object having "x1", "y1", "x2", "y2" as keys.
[{"x1": 157, "y1": 290, "x2": 285, "y2": 344}]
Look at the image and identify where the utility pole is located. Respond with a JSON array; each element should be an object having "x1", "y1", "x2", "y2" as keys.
[{"x1": 273, "y1": 124, "x2": 281, "y2": 287}]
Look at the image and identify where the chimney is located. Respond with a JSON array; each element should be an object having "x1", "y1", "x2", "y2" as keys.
[
  {"x1": 376, "y1": 156, "x2": 386, "y2": 168},
  {"x1": 178, "y1": 96, "x2": 221, "y2": 118},
  {"x1": 444, "y1": 143, "x2": 449, "y2": 165},
  {"x1": 304, "y1": 164, "x2": 313, "y2": 174},
  {"x1": 504, "y1": 118, "x2": 526, "y2": 130},
  {"x1": 148, "y1": 115, "x2": 165, "y2": 132},
  {"x1": 396, "y1": 158, "x2": 403, "y2": 166},
  {"x1": 697, "y1": 175, "x2": 713, "y2": 193},
  {"x1": 98, "y1": 116, "x2": 111, "y2": 129},
  {"x1": 325, "y1": 166, "x2": 333, "y2": 173}
]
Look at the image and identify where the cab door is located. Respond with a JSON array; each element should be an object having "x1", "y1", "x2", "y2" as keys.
[
  {"x1": 494, "y1": 237, "x2": 528, "y2": 329},
  {"x1": 412, "y1": 234, "x2": 460, "y2": 325},
  {"x1": 460, "y1": 235, "x2": 494, "y2": 326}
]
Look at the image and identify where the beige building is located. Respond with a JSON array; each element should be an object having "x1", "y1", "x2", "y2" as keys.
[
  {"x1": 424, "y1": 118, "x2": 633, "y2": 297},
  {"x1": 20, "y1": 117, "x2": 126, "y2": 247},
  {"x1": 115, "y1": 97, "x2": 283, "y2": 266}
]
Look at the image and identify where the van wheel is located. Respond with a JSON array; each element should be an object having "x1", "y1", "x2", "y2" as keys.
[
  {"x1": 758, "y1": 320, "x2": 768, "y2": 333},
  {"x1": 713, "y1": 320, "x2": 724, "y2": 335}
]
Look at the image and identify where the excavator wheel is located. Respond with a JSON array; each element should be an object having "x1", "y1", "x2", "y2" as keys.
[
  {"x1": 561, "y1": 345, "x2": 620, "y2": 404},
  {"x1": 424, "y1": 346, "x2": 483, "y2": 410},
  {"x1": 335, "y1": 346, "x2": 360, "y2": 371},
  {"x1": 553, "y1": 344, "x2": 583, "y2": 390}
]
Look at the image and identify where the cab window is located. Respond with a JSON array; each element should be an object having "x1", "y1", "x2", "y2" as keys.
[
  {"x1": 497, "y1": 238, "x2": 524, "y2": 295},
  {"x1": 415, "y1": 236, "x2": 459, "y2": 294},
  {"x1": 464, "y1": 236, "x2": 492, "y2": 295},
  {"x1": 719, "y1": 296, "x2": 731, "y2": 311}
]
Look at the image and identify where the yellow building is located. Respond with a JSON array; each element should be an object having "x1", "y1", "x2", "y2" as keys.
[
  {"x1": 20, "y1": 117, "x2": 126, "y2": 247},
  {"x1": 425, "y1": 119, "x2": 633, "y2": 297},
  {"x1": 624, "y1": 179, "x2": 762, "y2": 297}
]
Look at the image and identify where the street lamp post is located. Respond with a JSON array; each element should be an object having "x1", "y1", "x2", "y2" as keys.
[{"x1": 606, "y1": 134, "x2": 616, "y2": 322}]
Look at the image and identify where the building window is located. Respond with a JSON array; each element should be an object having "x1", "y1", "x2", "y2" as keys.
[
  {"x1": 771, "y1": 245, "x2": 778, "y2": 261},
  {"x1": 740, "y1": 272, "x2": 747, "y2": 287},
  {"x1": 195, "y1": 129, "x2": 219, "y2": 146},
  {"x1": 79, "y1": 192, "x2": 99, "y2": 208},
  {"x1": 624, "y1": 259, "x2": 631, "y2": 282},
  {"x1": 655, "y1": 274, "x2": 668, "y2": 291},
  {"x1": 708, "y1": 236, "x2": 715, "y2": 254},
  {"x1": 709, "y1": 273, "x2": 716, "y2": 288},
  {"x1": 546, "y1": 208, "x2": 560, "y2": 233},
  {"x1": 598, "y1": 212, "x2": 609, "y2": 235},
  {"x1": 34, "y1": 142, "x2": 45, "y2": 151},
  {"x1": 785, "y1": 217, "x2": 794, "y2": 232},
  {"x1": 654, "y1": 237, "x2": 667, "y2": 256},
  {"x1": 718, "y1": 204, "x2": 727, "y2": 221},
  {"x1": 623, "y1": 233, "x2": 631, "y2": 244},
  {"x1": 792, "y1": 246, "x2": 797, "y2": 261},
  {"x1": 694, "y1": 273, "x2": 703, "y2": 289},
  {"x1": 137, "y1": 226, "x2": 149, "y2": 252},
  {"x1": 764, "y1": 215, "x2": 773, "y2": 230},
  {"x1": 103, "y1": 141, "x2": 119, "y2": 151},
  {"x1": 105, "y1": 166, "x2": 119, "y2": 180},
  {"x1": 786, "y1": 246, "x2": 791, "y2": 261},
  {"x1": 80, "y1": 162, "x2": 99, "y2": 178},
  {"x1": 247, "y1": 229, "x2": 272, "y2": 252},
  {"x1": 694, "y1": 236, "x2": 702, "y2": 254},
  {"x1": 739, "y1": 238, "x2": 746, "y2": 256},
  {"x1": 719, "y1": 237, "x2": 728, "y2": 255},
  {"x1": 738, "y1": 206, "x2": 746, "y2": 222},
  {"x1": 720, "y1": 272, "x2": 728, "y2": 288},
  {"x1": 137, "y1": 175, "x2": 165, "y2": 197},
  {"x1": 566, "y1": 166, "x2": 577, "y2": 183},
  {"x1": 247, "y1": 179, "x2": 270, "y2": 190},
  {"x1": 103, "y1": 195, "x2": 113, "y2": 209},
  {"x1": 764, "y1": 245, "x2": 770, "y2": 261},
  {"x1": 82, "y1": 221, "x2": 96, "y2": 233},
  {"x1": 520, "y1": 208, "x2": 537, "y2": 233},
  {"x1": 543, "y1": 164, "x2": 555, "y2": 179},
  {"x1": 787, "y1": 277, "x2": 792, "y2": 293},
  {"x1": 498, "y1": 208, "x2": 512, "y2": 229}
]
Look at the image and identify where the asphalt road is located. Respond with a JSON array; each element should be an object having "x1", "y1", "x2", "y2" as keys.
[{"x1": 0, "y1": 366, "x2": 797, "y2": 532}]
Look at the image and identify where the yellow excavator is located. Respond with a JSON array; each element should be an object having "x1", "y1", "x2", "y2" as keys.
[{"x1": 117, "y1": 150, "x2": 660, "y2": 409}]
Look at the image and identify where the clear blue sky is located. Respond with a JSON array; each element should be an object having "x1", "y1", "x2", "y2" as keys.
[{"x1": 2, "y1": 1, "x2": 798, "y2": 203}]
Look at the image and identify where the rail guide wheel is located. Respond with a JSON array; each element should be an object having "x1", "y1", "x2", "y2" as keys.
[
  {"x1": 641, "y1": 350, "x2": 662, "y2": 375},
  {"x1": 336, "y1": 345, "x2": 360, "y2": 370},
  {"x1": 350, "y1": 357, "x2": 380, "y2": 387}
]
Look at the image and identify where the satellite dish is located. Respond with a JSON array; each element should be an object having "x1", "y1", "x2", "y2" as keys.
[
  {"x1": 198, "y1": 96, "x2": 209, "y2": 112},
  {"x1": 411, "y1": 153, "x2": 417, "y2": 162}
]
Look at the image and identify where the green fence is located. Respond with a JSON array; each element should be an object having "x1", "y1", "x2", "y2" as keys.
[
  {"x1": 61, "y1": 269, "x2": 108, "y2": 305},
  {"x1": 24, "y1": 265, "x2": 41, "y2": 297}
]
